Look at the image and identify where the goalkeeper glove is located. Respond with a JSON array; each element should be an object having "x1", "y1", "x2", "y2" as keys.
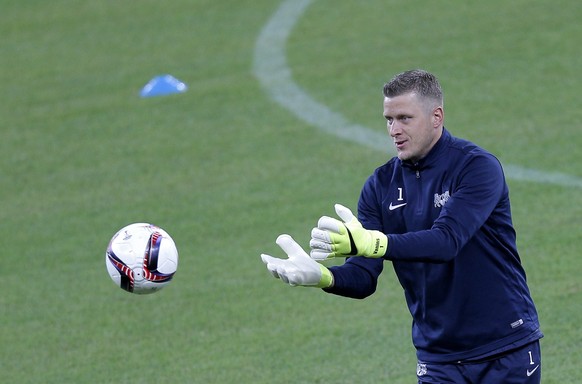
[
  {"x1": 261, "y1": 234, "x2": 333, "y2": 288},
  {"x1": 310, "y1": 204, "x2": 387, "y2": 260}
]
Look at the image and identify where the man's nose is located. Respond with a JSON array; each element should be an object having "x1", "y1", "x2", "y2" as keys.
[{"x1": 389, "y1": 122, "x2": 401, "y2": 137}]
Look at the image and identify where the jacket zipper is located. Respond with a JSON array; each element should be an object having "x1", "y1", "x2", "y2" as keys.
[{"x1": 414, "y1": 166, "x2": 422, "y2": 215}]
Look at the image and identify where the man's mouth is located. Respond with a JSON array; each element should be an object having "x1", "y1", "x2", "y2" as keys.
[{"x1": 395, "y1": 140, "x2": 407, "y2": 150}]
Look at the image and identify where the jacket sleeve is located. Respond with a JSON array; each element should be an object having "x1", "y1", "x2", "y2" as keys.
[
  {"x1": 386, "y1": 153, "x2": 506, "y2": 263},
  {"x1": 323, "y1": 172, "x2": 386, "y2": 299},
  {"x1": 325, "y1": 257, "x2": 383, "y2": 299}
]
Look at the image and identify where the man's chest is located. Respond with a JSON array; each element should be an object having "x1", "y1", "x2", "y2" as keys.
[{"x1": 381, "y1": 169, "x2": 457, "y2": 232}]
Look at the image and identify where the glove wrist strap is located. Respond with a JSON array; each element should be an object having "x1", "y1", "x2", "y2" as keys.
[
  {"x1": 368, "y1": 231, "x2": 388, "y2": 257},
  {"x1": 316, "y1": 265, "x2": 334, "y2": 288}
]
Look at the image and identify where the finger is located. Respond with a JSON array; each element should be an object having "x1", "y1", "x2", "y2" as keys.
[
  {"x1": 276, "y1": 234, "x2": 310, "y2": 261},
  {"x1": 311, "y1": 249, "x2": 332, "y2": 260},
  {"x1": 261, "y1": 254, "x2": 284, "y2": 279},
  {"x1": 317, "y1": 216, "x2": 344, "y2": 233},
  {"x1": 309, "y1": 238, "x2": 332, "y2": 251},
  {"x1": 310, "y1": 227, "x2": 332, "y2": 243},
  {"x1": 260, "y1": 253, "x2": 277, "y2": 266},
  {"x1": 282, "y1": 264, "x2": 301, "y2": 286},
  {"x1": 334, "y1": 204, "x2": 355, "y2": 223},
  {"x1": 279, "y1": 271, "x2": 291, "y2": 285},
  {"x1": 285, "y1": 271, "x2": 301, "y2": 286}
]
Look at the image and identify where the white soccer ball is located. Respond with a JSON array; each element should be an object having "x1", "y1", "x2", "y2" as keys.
[{"x1": 105, "y1": 223, "x2": 178, "y2": 294}]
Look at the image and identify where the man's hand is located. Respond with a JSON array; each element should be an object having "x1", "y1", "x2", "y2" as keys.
[
  {"x1": 261, "y1": 234, "x2": 333, "y2": 288},
  {"x1": 310, "y1": 204, "x2": 388, "y2": 260}
]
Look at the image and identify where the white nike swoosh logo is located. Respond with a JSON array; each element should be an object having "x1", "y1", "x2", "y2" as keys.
[
  {"x1": 389, "y1": 202, "x2": 407, "y2": 211},
  {"x1": 527, "y1": 365, "x2": 540, "y2": 377}
]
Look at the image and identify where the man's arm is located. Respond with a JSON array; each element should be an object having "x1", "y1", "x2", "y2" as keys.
[{"x1": 325, "y1": 257, "x2": 384, "y2": 299}]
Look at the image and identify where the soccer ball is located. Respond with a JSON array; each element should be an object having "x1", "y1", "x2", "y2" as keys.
[{"x1": 105, "y1": 223, "x2": 178, "y2": 294}]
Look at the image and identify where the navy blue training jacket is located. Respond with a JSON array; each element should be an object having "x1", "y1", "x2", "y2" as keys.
[{"x1": 326, "y1": 128, "x2": 542, "y2": 363}]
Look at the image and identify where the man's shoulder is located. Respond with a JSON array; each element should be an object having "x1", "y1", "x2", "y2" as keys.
[
  {"x1": 372, "y1": 156, "x2": 400, "y2": 177},
  {"x1": 447, "y1": 134, "x2": 486, "y2": 155},
  {"x1": 447, "y1": 135, "x2": 495, "y2": 157},
  {"x1": 445, "y1": 134, "x2": 506, "y2": 188}
]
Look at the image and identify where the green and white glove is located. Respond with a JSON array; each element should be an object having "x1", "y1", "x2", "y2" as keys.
[
  {"x1": 310, "y1": 204, "x2": 388, "y2": 260},
  {"x1": 261, "y1": 234, "x2": 333, "y2": 288}
]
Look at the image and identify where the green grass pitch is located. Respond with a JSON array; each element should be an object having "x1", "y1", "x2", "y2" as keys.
[{"x1": 1, "y1": 0, "x2": 581, "y2": 382}]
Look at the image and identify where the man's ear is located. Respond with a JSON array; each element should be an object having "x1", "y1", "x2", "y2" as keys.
[{"x1": 432, "y1": 106, "x2": 444, "y2": 127}]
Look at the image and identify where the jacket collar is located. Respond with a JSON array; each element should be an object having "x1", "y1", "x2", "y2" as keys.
[{"x1": 400, "y1": 127, "x2": 450, "y2": 171}]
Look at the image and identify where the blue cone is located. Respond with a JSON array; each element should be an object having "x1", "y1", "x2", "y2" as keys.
[{"x1": 140, "y1": 74, "x2": 187, "y2": 98}]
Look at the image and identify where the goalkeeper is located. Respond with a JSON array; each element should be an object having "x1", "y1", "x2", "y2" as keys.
[{"x1": 261, "y1": 70, "x2": 543, "y2": 383}]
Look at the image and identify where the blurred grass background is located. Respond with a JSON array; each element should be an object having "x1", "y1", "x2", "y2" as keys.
[{"x1": 1, "y1": 0, "x2": 580, "y2": 382}]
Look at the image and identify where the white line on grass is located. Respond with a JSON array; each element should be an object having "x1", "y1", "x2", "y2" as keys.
[{"x1": 253, "y1": 0, "x2": 582, "y2": 189}]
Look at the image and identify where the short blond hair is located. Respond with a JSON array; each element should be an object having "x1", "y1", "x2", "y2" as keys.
[{"x1": 383, "y1": 69, "x2": 443, "y2": 111}]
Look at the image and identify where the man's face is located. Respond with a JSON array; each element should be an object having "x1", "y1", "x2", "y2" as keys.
[{"x1": 383, "y1": 92, "x2": 443, "y2": 163}]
